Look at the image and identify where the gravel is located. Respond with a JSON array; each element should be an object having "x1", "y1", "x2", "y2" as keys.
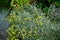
[{"x1": 0, "y1": 10, "x2": 10, "y2": 40}]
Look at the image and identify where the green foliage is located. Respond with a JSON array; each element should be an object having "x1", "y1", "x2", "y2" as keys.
[
  {"x1": 48, "y1": 0, "x2": 60, "y2": 6},
  {"x1": 0, "y1": 0, "x2": 11, "y2": 8},
  {"x1": 0, "y1": 0, "x2": 31, "y2": 8},
  {"x1": 11, "y1": 0, "x2": 31, "y2": 6},
  {"x1": 0, "y1": 0, "x2": 60, "y2": 9},
  {"x1": 32, "y1": 0, "x2": 60, "y2": 8},
  {"x1": 6, "y1": 4, "x2": 60, "y2": 40},
  {"x1": 55, "y1": 0, "x2": 60, "y2": 6}
]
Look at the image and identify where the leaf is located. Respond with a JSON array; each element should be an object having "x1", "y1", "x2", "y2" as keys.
[
  {"x1": 55, "y1": 1, "x2": 60, "y2": 6},
  {"x1": 10, "y1": 0, "x2": 15, "y2": 6}
]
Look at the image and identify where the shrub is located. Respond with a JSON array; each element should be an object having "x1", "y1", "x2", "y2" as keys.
[
  {"x1": 43, "y1": 4, "x2": 60, "y2": 23},
  {"x1": 6, "y1": 4, "x2": 60, "y2": 40}
]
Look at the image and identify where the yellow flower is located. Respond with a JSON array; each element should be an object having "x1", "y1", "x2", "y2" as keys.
[
  {"x1": 9, "y1": 28, "x2": 11, "y2": 30},
  {"x1": 34, "y1": 31, "x2": 37, "y2": 33},
  {"x1": 18, "y1": 32, "x2": 20, "y2": 34},
  {"x1": 36, "y1": 21, "x2": 38, "y2": 23},
  {"x1": 35, "y1": 18, "x2": 38, "y2": 21},
  {"x1": 46, "y1": 17, "x2": 49, "y2": 18},
  {"x1": 9, "y1": 19, "x2": 11, "y2": 22},
  {"x1": 29, "y1": 30, "x2": 32, "y2": 34},
  {"x1": 12, "y1": 31, "x2": 15, "y2": 35},
  {"x1": 21, "y1": 29, "x2": 26, "y2": 34},
  {"x1": 16, "y1": 18, "x2": 18, "y2": 21},
  {"x1": 36, "y1": 21, "x2": 39, "y2": 25},
  {"x1": 13, "y1": 4, "x2": 16, "y2": 7},
  {"x1": 35, "y1": 27, "x2": 37, "y2": 30},
  {"x1": 12, "y1": 36, "x2": 15, "y2": 39},
  {"x1": 17, "y1": 32, "x2": 20, "y2": 36},
  {"x1": 22, "y1": 29, "x2": 25, "y2": 32},
  {"x1": 13, "y1": 16, "x2": 16, "y2": 19},
  {"x1": 25, "y1": 18, "x2": 29, "y2": 21},
  {"x1": 9, "y1": 15, "x2": 12, "y2": 18},
  {"x1": 40, "y1": 22, "x2": 43, "y2": 26},
  {"x1": 22, "y1": 34, "x2": 25, "y2": 39},
  {"x1": 23, "y1": 22, "x2": 25, "y2": 24},
  {"x1": 11, "y1": 26, "x2": 14, "y2": 28},
  {"x1": 15, "y1": 38, "x2": 19, "y2": 40},
  {"x1": 39, "y1": 16, "x2": 42, "y2": 18},
  {"x1": 10, "y1": 13, "x2": 12, "y2": 16},
  {"x1": 24, "y1": 27, "x2": 26, "y2": 30},
  {"x1": 37, "y1": 39, "x2": 40, "y2": 40},
  {"x1": 14, "y1": 11, "x2": 16, "y2": 15}
]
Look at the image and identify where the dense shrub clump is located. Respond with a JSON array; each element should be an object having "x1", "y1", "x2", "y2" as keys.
[{"x1": 6, "y1": 4, "x2": 60, "y2": 40}]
